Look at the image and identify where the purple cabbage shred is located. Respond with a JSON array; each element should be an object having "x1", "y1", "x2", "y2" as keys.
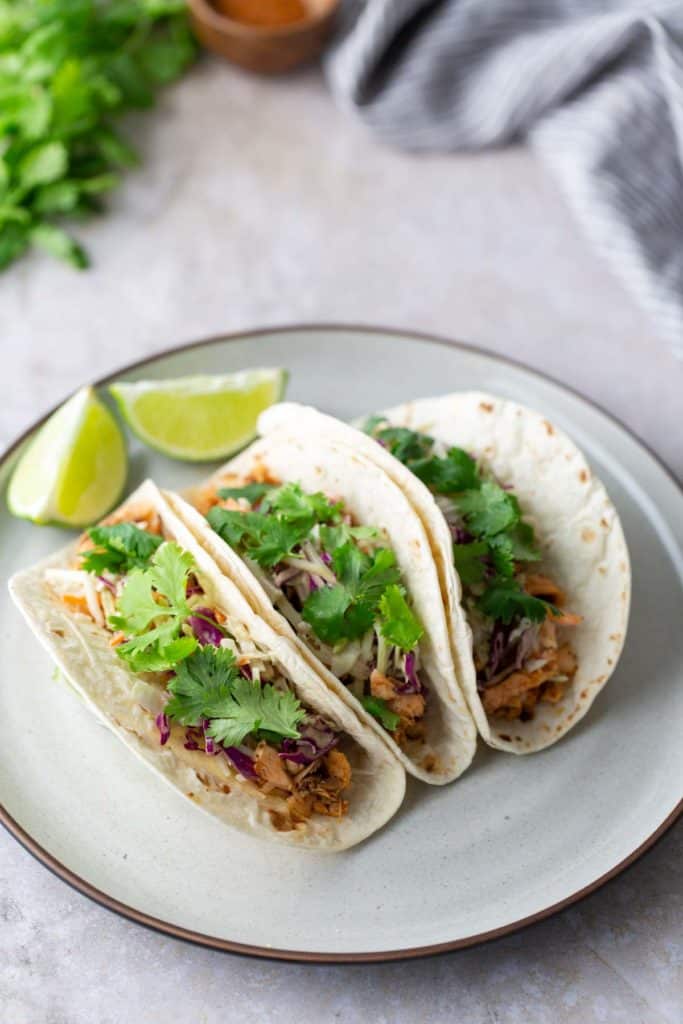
[{"x1": 187, "y1": 606, "x2": 223, "y2": 646}]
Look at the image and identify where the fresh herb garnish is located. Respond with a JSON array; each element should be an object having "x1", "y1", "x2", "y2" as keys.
[
  {"x1": 302, "y1": 546, "x2": 403, "y2": 645},
  {"x1": 209, "y1": 480, "x2": 423, "y2": 654},
  {"x1": 207, "y1": 482, "x2": 340, "y2": 569},
  {"x1": 0, "y1": 0, "x2": 196, "y2": 272},
  {"x1": 361, "y1": 695, "x2": 400, "y2": 732},
  {"x1": 109, "y1": 541, "x2": 197, "y2": 671},
  {"x1": 81, "y1": 523, "x2": 162, "y2": 575},
  {"x1": 365, "y1": 420, "x2": 548, "y2": 623},
  {"x1": 165, "y1": 645, "x2": 305, "y2": 746},
  {"x1": 217, "y1": 483, "x2": 275, "y2": 504},
  {"x1": 378, "y1": 585, "x2": 425, "y2": 652},
  {"x1": 478, "y1": 580, "x2": 557, "y2": 626}
]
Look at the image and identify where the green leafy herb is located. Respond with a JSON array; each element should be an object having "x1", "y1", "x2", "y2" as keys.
[
  {"x1": 364, "y1": 419, "x2": 551, "y2": 626},
  {"x1": 165, "y1": 645, "x2": 305, "y2": 746},
  {"x1": 378, "y1": 584, "x2": 424, "y2": 652},
  {"x1": 452, "y1": 540, "x2": 489, "y2": 586},
  {"x1": 477, "y1": 579, "x2": 554, "y2": 625},
  {"x1": 302, "y1": 546, "x2": 403, "y2": 646},
  {"x1": 81, "y1": 522, "x2": 163, "y2": 574},
  {"x1": 0, "y1": 0, "x2": 196, "y2": 272},
  {"x1": 455, "y1": 481, "x2": 520, "y2": 538},
  {"x1": 360, "y1": 695, "x2": 400, "y2": 732},
  {"x1": 217, "y1": 483, "x2": 275, "y2": 505},
  {"x1": 109, "y1": 541, "x2": 197, "y2": 671},
  {"x1": 207, "y1": 482, "x2": 340, "y2": 570}
]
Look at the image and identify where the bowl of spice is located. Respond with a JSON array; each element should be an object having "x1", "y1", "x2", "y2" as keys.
[{"x1": 188, "y1": 0, "x2": 340, "y2": 74}]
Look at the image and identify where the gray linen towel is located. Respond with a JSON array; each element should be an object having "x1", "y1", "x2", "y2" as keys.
[{"x1": 326, "y1": 1, "x2": 683, "y2": 355}]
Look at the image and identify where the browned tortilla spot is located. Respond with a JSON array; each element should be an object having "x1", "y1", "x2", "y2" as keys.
[
  {"x1": 581, "y1": 527, "x2": 596, "y2": 542},
  {"x1": 479, "y1": 401, "x2": 494, "y2": 412},
  {"x1": 609, "y1": 633, "x2": 621, "y2": 642},
  {"x1": 498, "y1": 734, "x2": 512, "y2": 742},
  {"x1": 598, "y1": 566, "x2": 607, "y2": 575},
  {"x1": 607, "y1": 658, "x2": 613, "y2": 666},
  {"x1": 600, "y1": 518, "x2": 609, "y2": 528},
  {"x1": 579, "y1": 469, "x2": 588, "y2": 483},
  {"x1": 580, "y1": 690, "x2": 588, "y2": 700},
  {"x1": 421, "y1": 754, "x2": 438, "y2": 773},
  {"x1": 542, "y1": 420, "x2": 554, "y2": 435}
]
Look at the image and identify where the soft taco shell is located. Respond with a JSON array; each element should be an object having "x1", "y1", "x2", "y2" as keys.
[
  {"x1": 9, "y1": 479, "x2": 405, "y2": 851},
  {"x1": 260, "y1": 395, "x2": 631, "y2": 753},
  {"x1": 176, "y1": 435, "x2": 477, "y2": 784}
]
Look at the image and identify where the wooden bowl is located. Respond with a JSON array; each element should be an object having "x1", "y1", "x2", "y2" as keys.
[{"x1": 188, "y1": 0, "x2": 340, "y2": 74}]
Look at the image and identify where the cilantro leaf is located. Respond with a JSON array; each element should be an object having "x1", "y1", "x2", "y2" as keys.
[
  {"x1": 478, "y1": 580, "x2": 552, "y2": 625},
  {"x1": 379, "y1": 585, "x2": 424, "y2": 652},
  {"x1": 370, "y1": 425, "x2": 434, "y2": 463},
  {"x1": 302, "y1": 584, "x2": 374, "y2": 644},
  {"x1": 81, "y1": 523, "x2": 162, "y2": 575},
  {"x1": 412, "y1": 447, "x2": 480, "y2": 493},
  {"x1": 109, "y1": 541, "x2": 197, "y2": 671},
  {"x1": 207, "y1": 676, "x2": 306, "y2": 747},
  {"x1": 332, "y1": 541, "x2": 371, "y2": 591},
  {"x1": 355, "y1": 548, "x2": 401, "y2": 604},
  {"x1": 456, "y1": 481, "x2": 520, "y2": 538},
  {"x1": 217, "y1": 483, "x2": 275, "y2": 504},
  {"x1": 452, "y1": 540, "x2": 489, "y2": 585},
  {"x1": 360, "y1": 696, "x2": 400, "y2": 732},
  {"x1": 264, "y1": 482, "x2": 341, "y2": 524},
  {"x1": 165, "y1": 646, "x2": 240, "y2": 726}
]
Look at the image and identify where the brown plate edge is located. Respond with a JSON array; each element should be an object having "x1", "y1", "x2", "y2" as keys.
[{"x1": 1, "y1": 322, "x2": 681, "y2": 964}]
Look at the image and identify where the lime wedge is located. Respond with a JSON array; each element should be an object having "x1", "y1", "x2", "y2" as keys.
[
  {"x1": 7, "y1": 387, "x2": 127, "y2": 527},
  {"x1": 109, "y1": 369, "x2": 287, "y2": 461}
]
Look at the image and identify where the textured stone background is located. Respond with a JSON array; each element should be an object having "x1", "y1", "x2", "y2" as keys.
[{"x1": 0, "y1": 59, "x2": 681, "y2": 1024}]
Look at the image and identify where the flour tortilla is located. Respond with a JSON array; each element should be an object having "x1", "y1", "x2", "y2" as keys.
[
  {"x1": 260, "y1": 395, "x2": 631, "y2": 753},
  {"x1": 9, "y1": 480, "x2": 405, "y2": 850},
  {"x1": 176, "y1": 436, "x2": 477, "y2": 784}
]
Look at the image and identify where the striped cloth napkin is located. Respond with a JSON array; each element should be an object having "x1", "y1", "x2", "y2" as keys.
[{"x1": 327, "y1": 1, "x2": 683, "y2": 354}]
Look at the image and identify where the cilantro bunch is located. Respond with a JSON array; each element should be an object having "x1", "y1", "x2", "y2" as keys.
[
  {"x1": 165, "y1": 645, "x2": 306, "y2": 748},
  {"x1": 207, "y1": 481, "x2": 424, "y2": 652},
  {"x1": 365, "y1": 421, "x2": 554, "y2": 625},
  {"x1": 0, "y1": 0, "x2": 196, "y2": 270}
]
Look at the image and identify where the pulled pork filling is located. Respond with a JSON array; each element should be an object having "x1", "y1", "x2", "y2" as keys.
[
  {"x1": 44, "y1": 505, "x2": 352, "y2": 831},
  {"x1": 194, "y1": 469, "x2": 427, "y2": 750},
  {"x1": 468, "y1": 572, "x2": 581, "y2": 721},
  {"x1": 364, "y1": 420, "x2": 582, "y2": 722}
]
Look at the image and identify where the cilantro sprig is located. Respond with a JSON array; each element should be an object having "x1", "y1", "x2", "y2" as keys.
[
  {"x1": 81, "y1": 523, "x2": 162, "y2": 575},
  {"x1": 0, "y1": 0, "x2": 196, "y2": 272},
  {"x1": 365, "y1": 419, "x2": 550, "y2": 625},
  {"x1": 109, "y1": 541, "x2": 197, "y2": 672},
  {"x1": 165, "y1": 645, "x2": 306, "y2": 747}
]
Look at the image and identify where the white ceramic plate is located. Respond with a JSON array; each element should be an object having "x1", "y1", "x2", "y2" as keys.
[{"x1": 1, "y1": 326, "x2": 681, "y2": 962}]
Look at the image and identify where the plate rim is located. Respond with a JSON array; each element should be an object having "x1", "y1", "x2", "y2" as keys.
[{"x1": 1, "y1": 322, "x2": 681, "y2": 964}]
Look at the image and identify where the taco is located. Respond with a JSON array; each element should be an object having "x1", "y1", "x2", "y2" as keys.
[
  {"x1": 259, "y1": 393, "x2": 631, "y2": 753},
  {"x1": 174, "y1": 434, "x2": 477, "y2": 784},
  {"x1": 9, "y1": 479, "x2": 405, "y2": 850}
]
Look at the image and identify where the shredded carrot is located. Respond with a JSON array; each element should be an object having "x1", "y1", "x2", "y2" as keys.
[
  {"x1": 62, "y1": 594, "x2": 90, "y2": 615},
  {"x1": 109, "y1": 632, "x2": 126, "y2": 647}
]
